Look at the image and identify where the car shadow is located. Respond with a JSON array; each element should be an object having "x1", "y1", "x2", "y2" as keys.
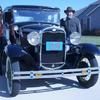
[{"x1": 0, "y1": 76, "x2": 83, "y2": 97}]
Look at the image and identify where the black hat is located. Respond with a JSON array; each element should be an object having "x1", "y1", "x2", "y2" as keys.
[{"x1": 64, "y1": 7, "x2": 75, "y2": 13}]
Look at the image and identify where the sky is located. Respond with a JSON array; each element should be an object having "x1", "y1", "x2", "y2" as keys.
[{"x1": 0, "y1": 0, "x2": 97, "y2": 17}]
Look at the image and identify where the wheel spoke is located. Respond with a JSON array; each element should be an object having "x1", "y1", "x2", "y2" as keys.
[
  {"x1": 6, "y1": 57, "x2": 13, "y2": 94},
  {"x1": 77, "y1": 55, "x2": 99, "y2": 88}
]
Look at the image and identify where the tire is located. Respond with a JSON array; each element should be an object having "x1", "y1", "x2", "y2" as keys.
[
  {"x1": 0, "y1": 53, "x2": 2, "y2": 75},
  {"x1": 0, "y1": 49, "x2": 4, "y2": 75},
  {"x1": 6, "y1": 57, "x2": 21, "y2": 97},
  {"x1": 77, "y1": 54, "x2": 99, "y2": 88}
]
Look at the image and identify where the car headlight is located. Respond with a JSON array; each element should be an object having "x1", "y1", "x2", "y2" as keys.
[
  {"x1": 14, "y1": 25, "x2": 19, "y2": 31},
  {"x1": 70, "y1": 32, "x2": 81, "y2": 45},
  {"x1": 27, "y1": 31, "x2": 40, "y2": 46}
]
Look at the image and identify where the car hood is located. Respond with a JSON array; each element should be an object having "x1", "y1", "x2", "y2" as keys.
[{"x1": 13, "y1": 22, "x2": 58, "y2": 32}]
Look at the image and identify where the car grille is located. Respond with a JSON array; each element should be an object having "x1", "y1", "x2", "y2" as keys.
[{"x1": 41, "y1": 31, "x2": 65, "y2": 69}]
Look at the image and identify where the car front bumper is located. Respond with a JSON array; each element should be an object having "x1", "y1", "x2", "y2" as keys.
[{"x1": 12, "y1": 67, "x2": 100, "y2": 80}]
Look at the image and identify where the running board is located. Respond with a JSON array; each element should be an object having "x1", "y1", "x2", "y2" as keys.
[{"x1": 12, "y1": 67, "x2": 100, "y2": 80}]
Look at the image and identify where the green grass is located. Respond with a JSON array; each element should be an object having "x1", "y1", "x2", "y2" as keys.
[{"x1": 81, "y1": 36, "x2": 100, "y2": 46}]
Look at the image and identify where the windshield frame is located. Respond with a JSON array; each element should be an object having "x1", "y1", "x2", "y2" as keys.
[{"x1": 12, "y1": 8, "x2": 60, "y2": 25}]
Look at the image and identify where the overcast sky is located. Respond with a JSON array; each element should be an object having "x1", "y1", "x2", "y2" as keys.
[{"x1": 0, "y1": 0, "x2": 97, "y2": 17}]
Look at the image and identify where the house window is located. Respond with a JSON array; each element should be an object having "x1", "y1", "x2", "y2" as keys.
[
  {"x1": 87, "y1": 17, "x2": 91, "y2": 31},
  {"x1": 81, "y1": 19, "x2": 83, "y2": 29}
]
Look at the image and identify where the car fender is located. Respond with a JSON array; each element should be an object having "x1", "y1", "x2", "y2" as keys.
[
  {"x1": 79, "y1": 43, "x2": 100, "y2": 56},
  {"x1": 5, "y1": 44, "x2": 26, "y2": 58}
]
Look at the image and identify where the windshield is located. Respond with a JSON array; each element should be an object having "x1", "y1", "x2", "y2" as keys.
[{"x1": 13, "y1": 9, "x2": 60, "y2": 24}]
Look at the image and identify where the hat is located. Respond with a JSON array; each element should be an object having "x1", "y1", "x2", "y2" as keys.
[{"x1": 64, "y1": 7, "x2": 75, "y2": 13}]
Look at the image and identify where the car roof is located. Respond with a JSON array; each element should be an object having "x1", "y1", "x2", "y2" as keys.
[{"x1": 4, "y1": 5, "x2": 60, "y2": 12}]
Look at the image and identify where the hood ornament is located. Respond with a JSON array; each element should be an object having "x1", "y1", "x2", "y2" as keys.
[
  {"x1": 52, "y1": 28, "x2": 56, "y2": 32},
  {"x1": 52, "y1": 64, "x2": 55, "y2": 68}
]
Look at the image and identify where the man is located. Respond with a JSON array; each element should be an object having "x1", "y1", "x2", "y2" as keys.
[{"x1": 60, "y1": 7, "x2": 81, "y2": 37}]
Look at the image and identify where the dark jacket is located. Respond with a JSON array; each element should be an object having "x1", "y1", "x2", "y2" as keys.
[{"x1": 60, "y1": 16, "x2": 81, "y2": 37}]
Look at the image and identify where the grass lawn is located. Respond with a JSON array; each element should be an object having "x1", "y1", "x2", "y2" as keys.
[{"x1": 81, "y1": 36, "x2": 100, "y2": 46}]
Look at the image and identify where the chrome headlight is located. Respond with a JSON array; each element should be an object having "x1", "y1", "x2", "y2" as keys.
[
  {"x1": 70, "y1": 32, "x2": 81, "y2": 45},
  {"x1": 27, "y1": 31, "x2": 40, "y2": 46},
  {"x1": 14, "y1": 25, "x2": 19, "y2": 31}
]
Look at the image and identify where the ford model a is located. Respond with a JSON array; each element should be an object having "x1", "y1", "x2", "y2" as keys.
[{"x1": 2, "y1": 5, "x2": 100, "y2": 96}]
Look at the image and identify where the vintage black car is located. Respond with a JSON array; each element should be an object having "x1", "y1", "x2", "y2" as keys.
[{"x1": 1, "y1": 5, "x2": 100, "y2": 96}]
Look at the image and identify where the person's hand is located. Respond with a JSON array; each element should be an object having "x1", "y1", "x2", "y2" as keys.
[{"x1": 60, "y1": 18, "x2": 64, "y2": 26}]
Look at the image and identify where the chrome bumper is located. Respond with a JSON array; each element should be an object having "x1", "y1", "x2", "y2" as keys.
[{"x1": 12, "y1": 67, "x2": 100, "y2": 80}]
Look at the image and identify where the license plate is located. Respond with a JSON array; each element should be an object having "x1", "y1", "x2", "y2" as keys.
[{"x1": 46, "y1": 42, "x2": 63, "y2": 51}]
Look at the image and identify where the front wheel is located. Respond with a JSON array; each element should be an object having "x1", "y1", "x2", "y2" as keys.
[
  {"x1": 5, "y1": 57, "x2": 21, "y2": 97},
  {"x1": 77, "y1": 55, "x2": 99, "y2": 88}
]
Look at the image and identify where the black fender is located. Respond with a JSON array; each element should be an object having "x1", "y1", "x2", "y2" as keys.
[
  {"x1": 5, "y1": 44, "x2": 24, "y2": 58},
  {"x1": 5, "y1": 44, "x2": 34, "y2": 65},
  {"x1": 79, "y1": 43, "x2": 100, "y2": 56}
]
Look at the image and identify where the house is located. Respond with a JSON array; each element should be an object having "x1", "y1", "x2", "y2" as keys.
[{"x1": 76, "y1": 0, "x2": 100, "y2": 35}]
